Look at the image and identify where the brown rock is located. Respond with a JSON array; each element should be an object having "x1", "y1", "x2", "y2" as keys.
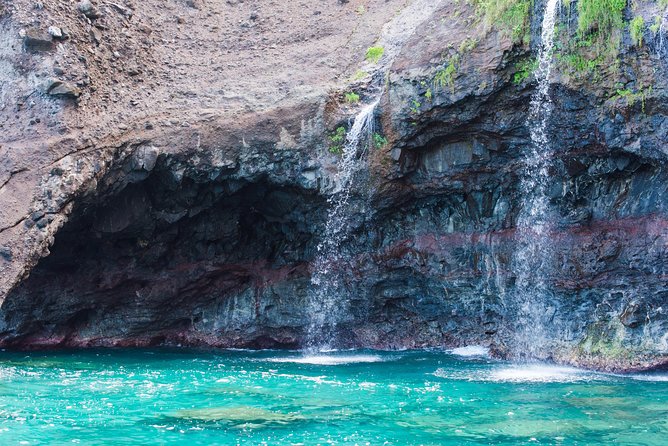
[{"x1": 47, "y1": 81, "x2": 81, "y2": 99}]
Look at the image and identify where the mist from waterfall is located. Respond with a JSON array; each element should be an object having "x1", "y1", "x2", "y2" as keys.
[{"x1": 512, "y1": 0, "x2": 562, "y2": 359}]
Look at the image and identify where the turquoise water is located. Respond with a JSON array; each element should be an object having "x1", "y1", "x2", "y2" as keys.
[{"x1": 1, "y1": 349, "x2": 667, "y2": 445}]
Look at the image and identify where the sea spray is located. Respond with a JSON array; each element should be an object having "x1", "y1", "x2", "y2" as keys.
[{"x1": 512, "y1": 0, "x2": 562, "y2": 359}]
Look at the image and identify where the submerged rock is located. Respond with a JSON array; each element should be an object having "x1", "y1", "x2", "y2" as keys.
[{"x1": 172, "y1": 407, "x2": 304, "y2": 425}]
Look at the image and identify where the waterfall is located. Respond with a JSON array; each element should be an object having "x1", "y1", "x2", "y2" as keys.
[
  {"x1": 512, "y1": 0, "x2": 562, "y2": 359},
  {"x1": 659, "y1": 7, "x2": 668, "y2": 54},
  {"x1": 303, "y1": 0, "x2": 448, "y2": 352},
  {"x1": 305, "y1": 100, "x2": 378, "y2": 351}
]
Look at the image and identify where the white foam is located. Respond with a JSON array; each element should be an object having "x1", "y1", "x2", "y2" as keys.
[
  {"x1": 627, "y1": 374, "x2": 668, "y2": 382},
  {"x1": 266, "y1": 355, "x2": 384, "y2": 366},
  {"x1": 489, "y1": 364, "x2": 597, "y2": 383},
  {"x1": 434, "y1": 363, "x2": 605, "y2": 383},
  {"x1": 449, "y1": 346, "x2": 490, "y2": 357}
]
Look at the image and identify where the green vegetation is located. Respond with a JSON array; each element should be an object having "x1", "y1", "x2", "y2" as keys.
[
  {"x1": 425, "y1": 88, "x2": 433, "y2": 101},
  {"x1": 577, "y1": 321, "x2": 634, "y2": 361},
  {"x1": 472, "y1": 0, "x2": 533, "y2": 44},
  {"x1": 433, "y1": 56, "x2": 459, "y2": 93},
  {"x1": 409, "y1": 99, "x2": 422, "y2": 114},
  {"x1": 344, "y1": 92, "x2": 360, "y2": 103},
  {"x1": 558, "y1": 52, "x2": 603, "y2": 75},
  {"x1": 458, "y1": 37, "x2": 479, "y2": 54},
  {"x1": 649, "y1": 16, "x2": 662, "y2": 36},
  {"x1": 352, "y1": 70, "x2": 368, "y2": 81},
  {"x1": 365, "y1": 46, "x2": 385, "y2": 64},
  {"x1": 554, "y1": 0, "x2": 629, "y2": 82},
  {"x1": 512, "y1": 57, "x2": 538, "y2": 85},
  {"x1": 329, "y1": 126, "x2": 346, "y2": 154},
  {"x1": 373, "y1": 133, "x2": 388, "y2": 149},
  {"x1": 576, "y1": 0, "x2": 626, "y2": 39},
  {"x1": 629, "y1": 16, "x2": 645, "y2": 47},
  {"x1": 610, "y1": 85, "x2": 652, "y2": 112}
]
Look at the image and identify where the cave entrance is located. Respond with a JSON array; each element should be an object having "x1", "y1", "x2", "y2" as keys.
[{"x1": 0, "y1": 159, "x2": 326, "y2": 349}]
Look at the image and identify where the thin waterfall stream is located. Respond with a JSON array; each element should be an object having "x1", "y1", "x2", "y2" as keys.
[
  {"x1": 659, "y1": 6, "x2": 668, "y2": 53},
  {"x1": 305, "y1": 100, "x2": 378, "y2": 350},
  {"x1": 304, "y1": 0, "x2": 448, "y2": 352},
  {"x1": 512, "y1": 0, "x2": 562, "y2": 359}
]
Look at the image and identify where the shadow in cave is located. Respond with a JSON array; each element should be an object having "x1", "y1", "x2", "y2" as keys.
[{"x1": 0, "y1": 164, "x2": 326, "y2": 349}]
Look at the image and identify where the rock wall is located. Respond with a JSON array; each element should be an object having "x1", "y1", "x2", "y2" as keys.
[{"x1": 0, "y1": 0, "x2": 667, "y2": 372}]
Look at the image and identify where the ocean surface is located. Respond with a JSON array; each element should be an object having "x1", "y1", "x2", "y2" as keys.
[{"x1": 0, "y1": 348, "x2": 666, "y2": 445}]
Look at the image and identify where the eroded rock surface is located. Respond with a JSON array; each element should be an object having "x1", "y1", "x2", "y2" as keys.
[{"x1": 1, "y1": 0, "x2": 667, "y2": 372}]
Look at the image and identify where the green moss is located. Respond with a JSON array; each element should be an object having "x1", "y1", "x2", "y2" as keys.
[
  {"x1": 329, "y1": 126, "x2": 346, "y2": 154},
  {"x1": 629, "y1": 15, "x2": 645, "y2": 47},
  {"x1": 558, "y1": 52, "x2": 604, "y2": 75},
  {"x1": 365, "y1": 46, "x2": 385, "y2": 64},
  {"x1": 425, "y1": 88, "x2": 433, "y2": 101},
  {"x1": 433, "y1": 56, "x2": 459, "y2": 93},
  {"x1": 554, "y1": 0, "x2": 632, "y2": 84},
  {"x1": 458, "y1": 37, "x2": 479, "y2": 54},
  {"x1": 512, "y1": 57, "x2": 538, "y2": 85},
  {"x1": 344, "y1": 92, "x2": 360, "y2": 103},
  {"x1": 372, "y1": 133, "x2": 388, "y2": 149},
  {"x1": 473, "y1": 0, "x2": 533, "y2": 44},
  {"x1": 610, "y1": 85, "x2": 652, "y2": 112},
  {"x1": 351, "y1": 70, "x2": 368, "y2": 81},
  {"x1": 649, "y1": 16, "x2": 661, "y2": 36},
  {"x1": 577, "y1": 322, "x2": 634, "y2": 361},
  {"x1": 409, "y1": 99, "x2": 422, "y2": 114}
]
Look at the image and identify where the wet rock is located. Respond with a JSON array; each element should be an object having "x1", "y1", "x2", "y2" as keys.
[
  {"x1": 1, "y1": 0, "x2": 667, "y2": 374},
  {"x1": 421, "y1": 141, "x2": 473, "y2": 173},
  {"x1": 620, "y1": 302, "x2": 644, "y2": 328}
]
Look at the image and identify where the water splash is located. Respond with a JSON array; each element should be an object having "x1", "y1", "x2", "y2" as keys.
[
  {"x1": 266, "y1": 354, "x2": 385, "y2": 366},
  {"x1": 435, "y1": 363, "x2": 605, "y2": 383},
  {"x1": 512, "y1": 0, "x2": 562, "y2": 359},
  {"x1": 449, "y1": 346, "x2": 490, "y2": 357},
  {"x1": 305, "y1": 100, "x2": 378, "y2": 351}
]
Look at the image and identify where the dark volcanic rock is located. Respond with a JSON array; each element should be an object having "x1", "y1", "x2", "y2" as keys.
[
  {"x1": 23, "y1": 30, "x2": 54, "y2": 52},
  {"x1": 0, "y1": 0, "x2": 667, "y2": 373}
]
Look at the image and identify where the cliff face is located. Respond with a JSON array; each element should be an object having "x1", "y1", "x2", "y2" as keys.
[{"x1": 0, "y1": 0, "x2": 667, "y2": 372}]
